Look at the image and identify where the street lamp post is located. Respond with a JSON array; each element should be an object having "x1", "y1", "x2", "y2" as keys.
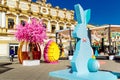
[
  {"x1": 68, "y1": 27, "x2": 73, "y2": 56},
  {"x1": 108, "y1": 24, "x2": 111, "y2": 54}
]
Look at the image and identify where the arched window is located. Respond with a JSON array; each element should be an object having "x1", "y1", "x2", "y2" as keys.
[
  {"x1": 21, "y1": 20, "x2": 25, "y2": 26},
  {"x1": 8, "y1": 18, "x2": 15, "y2": 29},
  {"x1": 43, "y1": 23, "x2": 47, "y2": 28},
  {"x1": 51, "y1": 25, "x2": 56, "y2": 33},
  {"x1": 60, "y1": 26, "x2": 63, "y2": 30}
]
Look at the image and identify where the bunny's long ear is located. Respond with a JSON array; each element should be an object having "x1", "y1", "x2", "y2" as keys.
[
  {"x1": 84, "y1": 9, "x2": 91, "y2": 24},
  {"x1": 74, "y1": 4, "x2": 84, "y2": 24}
]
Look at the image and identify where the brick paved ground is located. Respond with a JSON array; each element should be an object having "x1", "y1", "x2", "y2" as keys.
[{"x1": 0, "y1": 58, "x2": 120, "y2": 80}]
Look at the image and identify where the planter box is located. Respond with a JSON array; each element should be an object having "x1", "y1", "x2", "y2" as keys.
[
  {"x1": 68, "y1": 56, "x2": 73, "y2": 60},
  {"x1": 23, "y1": 60, "x2": 40, "y2": 66},
  {"x1": 109, "y1": 55, "x2": 114, "y2": 60}
]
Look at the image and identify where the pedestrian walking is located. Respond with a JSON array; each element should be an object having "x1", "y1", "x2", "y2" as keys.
[{"x1": 10, "y1": 47, "x2": 15, "y2": 62}]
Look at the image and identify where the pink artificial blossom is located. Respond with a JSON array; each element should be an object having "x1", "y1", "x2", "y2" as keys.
[{"x1": 15, "y1": 18, "x2": 47, "y2": 44}]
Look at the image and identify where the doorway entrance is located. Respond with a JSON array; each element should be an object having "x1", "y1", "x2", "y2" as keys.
[{"x1": 9, "y1": 43, "x2": 19, "y2": 57}]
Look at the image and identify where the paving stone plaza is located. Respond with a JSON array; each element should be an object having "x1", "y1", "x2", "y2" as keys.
[{"x1": 0, "y1": 58, "x2": 120, "y2": 80}]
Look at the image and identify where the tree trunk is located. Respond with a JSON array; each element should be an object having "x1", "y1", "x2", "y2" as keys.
[{"x1": 29, "y1": 42, "x2": 33, "y2": 60}]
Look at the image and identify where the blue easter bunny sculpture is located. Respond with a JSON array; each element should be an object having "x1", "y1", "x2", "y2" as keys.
[
  {"x1": 71, "y1": 3, "x2": 93, "y2": 75},
  {"x1": 49, "y1": 4, "x2": 117, "y2": 80}
]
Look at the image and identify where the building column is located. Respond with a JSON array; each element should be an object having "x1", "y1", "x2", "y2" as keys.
[
  {"x1": 2, "y1": 12, "x2": 6, "y2": 28},
  {"x1": 71, "y1": 25, "x2": 74, "y2": 29},
  {"x1": 56, "y1": 22, "x2": 59, "y2": 30},
  {"x1": 47, "y1": 21, "x2": 51, "y2": 32},
  {"x1": 64, "y1": 23, "x2": 67, "y2": 29},
  {"x1": 16, "y1": 15, "x2": 19, "y2": 25},
  {"x1": 28, "y1": 17, "x2": 31, "y2": 23},
  {"x1": 1, "y1": 0, "x2": 4, "y2": 5},
  {"x1": 0, "y1": 13, "x2": 2, "y2": 26}
]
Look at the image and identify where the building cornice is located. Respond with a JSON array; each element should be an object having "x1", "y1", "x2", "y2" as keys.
[{"x1": 0, "y1": 0, "x2": 75, "y2": 23}]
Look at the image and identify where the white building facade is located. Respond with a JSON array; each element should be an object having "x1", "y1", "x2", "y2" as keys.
[{"x1": 0, "y1": 0, "x2": 75, "y2": 58}]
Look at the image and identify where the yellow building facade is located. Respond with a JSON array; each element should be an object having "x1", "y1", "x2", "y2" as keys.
[{"x1": 0, "y1": 0, "x2": 75, "y2": 58}]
